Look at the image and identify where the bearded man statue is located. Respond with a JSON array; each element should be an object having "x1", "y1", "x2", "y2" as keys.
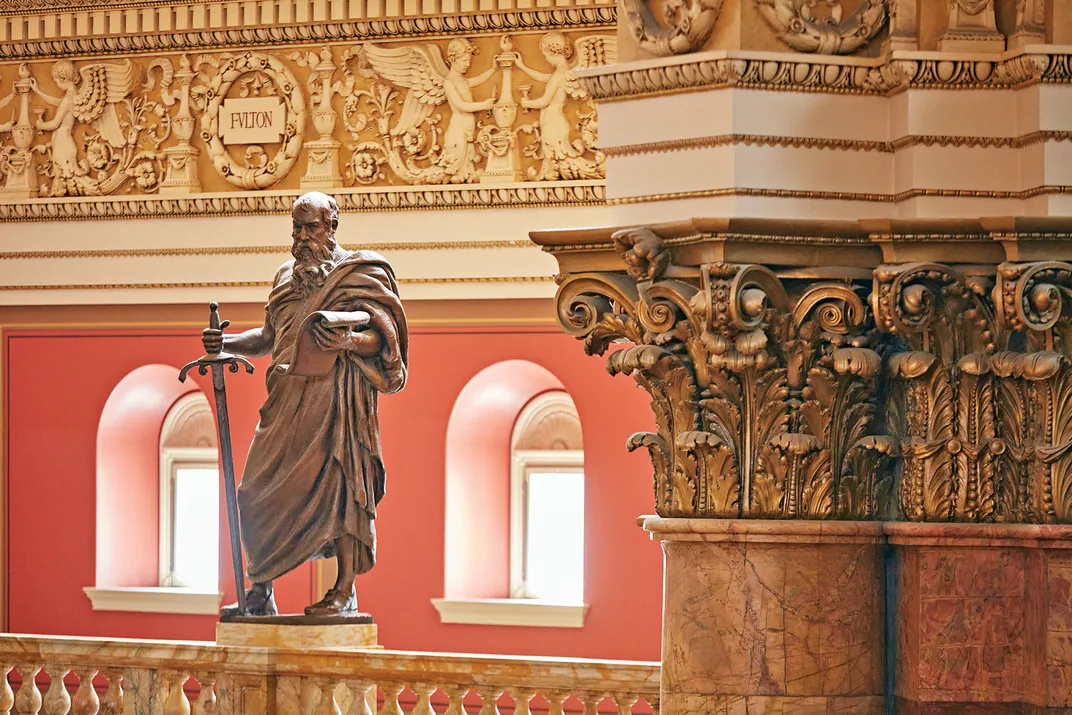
[{"x1": 202, "y1": 191, "x2": 408, "y2": 616}]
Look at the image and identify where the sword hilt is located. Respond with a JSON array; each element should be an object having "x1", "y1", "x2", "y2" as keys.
[{"x1": 208, "y1": 301, "x2": 231, "y2": 354}]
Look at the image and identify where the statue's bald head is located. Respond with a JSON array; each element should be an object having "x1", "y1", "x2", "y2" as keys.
[{"x1": 292, "y1": 191, "x2": 338, "y2": 232}]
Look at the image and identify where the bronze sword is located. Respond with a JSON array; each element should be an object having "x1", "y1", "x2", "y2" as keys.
[{"x1": 179, "y1": 302, "x2": 255, "y2": 616}]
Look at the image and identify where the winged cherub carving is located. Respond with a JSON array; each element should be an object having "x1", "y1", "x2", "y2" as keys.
[
  {"x1": 361, "y1": 38, "x2": 496, "y2": 184},
  {"x1": 31, "y1": 58, "x2": 134, "y2": 196},
  {"x1": 514, "y1": 33, "x2": 616, "y2": 181}
]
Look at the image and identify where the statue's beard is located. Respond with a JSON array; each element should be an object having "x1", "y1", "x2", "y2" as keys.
[{"x1": 291, "y1": 239, "x2": 336, "y2": 295}]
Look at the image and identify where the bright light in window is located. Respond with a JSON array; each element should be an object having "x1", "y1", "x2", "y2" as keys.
[
  {"x1": 171, "y1": 467, "x2": 219, "y2": 591},
  {"x1": 525, "y1": 471, "x2": 584, "y2": 603}
]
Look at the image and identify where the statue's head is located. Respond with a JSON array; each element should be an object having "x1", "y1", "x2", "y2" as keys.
[
  {"x1": 51, "y1": 60, "x2": 77, "y2": 89},
  {"x1": 291, "y1": 192, "x2": 339, "y2": 271},
  {"x1": 446, "y1": 38, "x2": 476, "y2": 72}
]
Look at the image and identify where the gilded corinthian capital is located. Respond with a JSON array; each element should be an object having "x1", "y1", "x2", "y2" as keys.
[{"x1": 531, "y1": 216, "x2": 1072, "y2": 525}]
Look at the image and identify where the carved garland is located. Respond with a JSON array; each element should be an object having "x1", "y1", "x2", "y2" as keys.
[
  {"x1": 753, "y1": 0, "x2": 889, "y2": 55},
  {"x1": 624, "y1": 0, "x2": 724, "y2": 56},
  {"x1": 196, "y1": 52, "x2": 307, "y2": 190}
]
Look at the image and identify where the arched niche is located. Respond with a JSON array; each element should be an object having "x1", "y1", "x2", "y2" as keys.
[
  {"x1": 443, "y1": 360, "x2": 568, "y2": 599},
  {"x1": 95, "y1": 364, "x2": 204, "y2": 588}
]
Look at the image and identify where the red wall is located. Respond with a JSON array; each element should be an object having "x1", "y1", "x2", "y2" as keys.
[{"x1": 4, "y1": 325, "x2": 661, "y2": 661}]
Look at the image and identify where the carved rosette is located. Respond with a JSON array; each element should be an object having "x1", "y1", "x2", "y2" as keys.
[
  {"x1": 546, "y1": 223, "x2": 1072, "y2": 524},
  {"x1": 556, "y1": 227, "x2": 894, "y2": 519}
]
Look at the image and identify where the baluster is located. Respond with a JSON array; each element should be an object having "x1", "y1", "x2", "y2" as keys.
[
  {"x1": 376, "y1": 682, "x2": 403, "y2": 715},
  {"x1": 610, "y1": 693, "x2": 637, "y2": 715},
  {"x1": 43, "y1": 666, "x2": 71, "y2": 715},
  {"x1": 343, "y1": 681, "x2": 374, "y2": 715},
  {"x1": 577, "y1": 692, "x2": 603, "y2": 715},
  {"x1": 442, "y1": 685, "x2": 468, "y2": 715},
  {"x1": 410, "y1": 683, "x2": 435, "y2": 715},
  {"x1": 0, "y1": 666, "x2": 14, "y2": 715},
  {"x1": 192, "y1": 674, "x2": 216, "y2": 715},
  {"x1": 163, "y1": 672, "x2": 191, "y2": 715},
  {"x1": 543, "y1": 691, "x2": 567, "y2": 715},
  {"x1": 14, "y1": 665, "x2": 41, "y2": 715},
  {"x1": 98, "y1": 670, "x2": 122, "y2": 715},
  {"x1": 505, "y1": 689, "x2": 532, "y2": 715},
  {"x1": 301, "y1": 678, "x2": 342, "y2": 715},
  {"x1": 475, "y1": 687, "x2": 501, "y2": 715},
  {"x1": 70, "y1": 670, "x2": 99, "y2": 715}
]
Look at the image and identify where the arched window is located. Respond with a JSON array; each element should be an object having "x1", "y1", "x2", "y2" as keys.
[
  {"x1": 510, "y1": 391, "x2": 584, "y2": 604},
  {"x1": 158, "y1": 392, "x2": 220, "y2": 591},
  {"x1": 434, "y1": 361, "x2": 588, "y2": 627}
]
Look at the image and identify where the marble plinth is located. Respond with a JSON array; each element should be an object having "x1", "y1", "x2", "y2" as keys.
[
  {"x1": 215, "y1": 621, "x2": 379, "y2": 650},
  {"x1": 888, "y1": 523, "x2": 1072, "y2": 713},
  {"x1": 643, "y1": 518, "x2": 886, "y2": 715}
]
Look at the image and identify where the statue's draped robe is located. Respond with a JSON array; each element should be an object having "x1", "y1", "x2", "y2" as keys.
[{"x1": 239, "y1": 250, "x2": 408, "y2": 584}]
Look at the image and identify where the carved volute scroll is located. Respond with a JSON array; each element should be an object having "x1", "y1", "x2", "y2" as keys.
[
  {"x1": 534, "y1": 217, "x2": 1072, "y2": 524},
  {"x1": 555, "y1": 226, "x2": 893, "y2": 519},
  {"x1": 754, "y1": 0, "x2": 890, "y2": 55}
]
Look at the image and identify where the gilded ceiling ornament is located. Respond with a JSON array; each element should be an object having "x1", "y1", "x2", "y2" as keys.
[
  {"x1": 624, "y1": 0, "x2": 724, "y2": 56},
  {"x1": 753, "y1": 0, "x2": 889, "y2": 55}
]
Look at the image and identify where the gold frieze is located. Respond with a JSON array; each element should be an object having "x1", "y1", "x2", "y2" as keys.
[{"x1": 0, "y1": 31, "x2": 614, "y2": 204}]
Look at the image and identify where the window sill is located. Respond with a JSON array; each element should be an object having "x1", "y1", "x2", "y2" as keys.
[
  {"x1": 83, "y1": 587, "x2": 223, "y2": 615},
  {"x1": 430, "y1": 598, "x2": 588, "y2": 628}
]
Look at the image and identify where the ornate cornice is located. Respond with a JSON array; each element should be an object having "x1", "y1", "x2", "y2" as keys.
[
  {"x1": 581, "y1": 51, "x2": 1072, "y2": 102},
  {"x1": 607, "y1": 185, "x2": 1072, "y2": 206},
  {"x1": 0, "y1": 276, "x2": 555, "y2": 290},
  {"x1": 0, "y1": 183, "x2": 606, "y2": 223},
  {"x1": 0, "y1": 8, "x2": 616, "y2": 60},
  {"x1": 603, "y1": 131, "x2": 1072, "y2": 157},
  {"x1": 0, "y1": 240, "x2": 530, "y2": 260}
]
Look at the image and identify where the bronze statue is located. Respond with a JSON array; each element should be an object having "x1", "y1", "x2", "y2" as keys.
[{"x1": 201, "y1": 191, "x2": 408, "y2": 617}]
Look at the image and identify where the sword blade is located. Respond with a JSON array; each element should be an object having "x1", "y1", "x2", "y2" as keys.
[{"x1": 211, "y1": 362, "x2": 247, "y2": 617}]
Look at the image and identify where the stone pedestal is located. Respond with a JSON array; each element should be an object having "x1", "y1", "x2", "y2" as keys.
[
  {"x1": 644, "y1": 518, "x2": 886, "y2": 714},
  {"x1": 216, "y1": 621, "x2": 379, "y2": 650},
  {"x1": 889, "y1": 523, "x2": 1072, "y2": 713}
]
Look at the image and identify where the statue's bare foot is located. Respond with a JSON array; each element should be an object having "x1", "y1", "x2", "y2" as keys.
[
  {"x1": 304, "y1": 587, "x2": 357, "y2": 616},
  {"x1": 221, "y1": 582, "x2": 278, "y2": 617}
]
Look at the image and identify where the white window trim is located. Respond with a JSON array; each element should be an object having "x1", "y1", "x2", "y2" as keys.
[
  {"x1": 159, "y1": 446, "x2": 220, "y2": 588},
  {"x1": 83, "y1": 587, "x2": 222, "y2": 615},
  {"x1": 509, "y1": 449, "x2": 585, "y2": 600},
  {"x1": 431, "y1": 598, "x2": 588, "y2": 628}
]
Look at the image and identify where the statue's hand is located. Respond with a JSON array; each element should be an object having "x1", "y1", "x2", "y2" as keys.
[
  {"x1": 312, "y1": 322, "x2": 352, "y2": 351},
  {"x1": 202, "y1": 327, "x2": 225, "y2": 354}
]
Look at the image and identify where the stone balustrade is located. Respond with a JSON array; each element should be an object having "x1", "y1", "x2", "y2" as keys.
[{"x1": 0, "y1": 635, "x2": 660, "y2": 715}]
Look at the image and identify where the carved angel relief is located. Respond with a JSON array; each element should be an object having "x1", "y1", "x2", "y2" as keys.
[
  {"x1": 0, "y1": 33, "x2": 611, "y2": 200},
  {"x1": 754, "y1": 0, "x2": 889, "y2": 55},
  {"x1": 346, "y1": 32, "x2": 614, "y2": 186}
]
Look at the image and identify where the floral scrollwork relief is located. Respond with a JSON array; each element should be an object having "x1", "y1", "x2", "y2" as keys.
[
  {"x1": 624, "y1": 0, "x2": 725, "y2": 57},
  {"x1": 754, "y1": 0, "x2": 889, "y2": 55},
  {"x1": 556, "y1": 227, "x2": 894, "y2": 519}
]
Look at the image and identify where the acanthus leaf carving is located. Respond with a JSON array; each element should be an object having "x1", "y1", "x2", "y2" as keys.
[
  {"x1": 754, "y1": 0, "x2": 889, "y2": 55},
  {"x1": 554, "y1": 230, "x2": 892, "y2": 519}
]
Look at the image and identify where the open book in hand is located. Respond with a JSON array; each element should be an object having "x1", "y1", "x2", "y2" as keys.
[{"x1": 279, "y1": 309, "x2": 372, "y2": 377}]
